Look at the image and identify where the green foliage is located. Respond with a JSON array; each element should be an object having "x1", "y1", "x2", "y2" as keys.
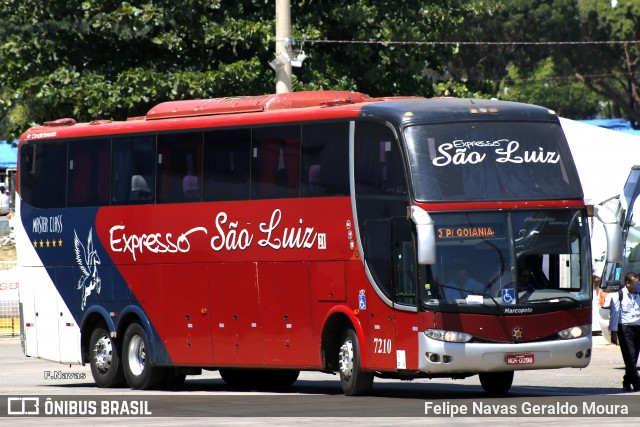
[
  {"x1": 292, "y1": 1, "x2": 480, "y2": 97},
  {"x1": 0, "y1": 0, "x2": 484, "y2": 140},
  {"x1": 4, "y1": 0, "x2": 640, "y2": 140},
  {"x1": 0, "y1": 0, "x2": 275, "y2": 140},
  {"x1": 500, "y1": 57, "x2": 600, "y2": 119},
  {"x1": 450, "y1": 0, "x2": 640, "y2": 125},
  {"x1": 570, "y1": 0, "x2": 640, "y2": 127}
]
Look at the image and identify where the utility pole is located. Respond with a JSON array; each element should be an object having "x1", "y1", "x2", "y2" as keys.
[{"x1": 275, "y1": 0, "x2": 292, "y2": 93}]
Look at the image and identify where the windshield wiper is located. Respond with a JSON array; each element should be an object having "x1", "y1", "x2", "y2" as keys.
[{"x1": 521, "y1": 295, "x2": 577, "y2": 303}]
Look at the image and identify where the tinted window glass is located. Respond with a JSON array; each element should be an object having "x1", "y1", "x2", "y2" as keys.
[
  {"x1": 355, "y1": 122, "x2": 407, "y2": 196},
  {"x1": 68, "y1": 138, "x2": 111, "y2": 207},
  {"x1": 301, "y1": 122, "x2": 349, "y2": 197},
  {"x1": 203, "y1": 129, "x2": 251, "y2": 201},
  {"x1": 112, "y1": 135, "x2": 156, "y2": 205},
  {"x1": 20, "y1": 141, "x2": 66, "y2": 208},
  {"x1": 157, "y1": 132, "x2": 202, "y2": 203},
  {"x1": 251, "y1": 126, "x2": 300, "y2": 199},
  {"x1": 355, "y1": 122, "x2": 410, "y2": 303},
  {"x1": 404, "y1": 122, "x2": 583, "y2": 202},
  {"x1": 425, "y1": 210, "x2": 591, "y2": 306}
]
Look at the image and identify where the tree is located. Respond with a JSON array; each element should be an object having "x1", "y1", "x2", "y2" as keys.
[
  {"x1": 447, "y1": 0, "x2": 582, "y2": 95},
  {"x1": 291, "y1": 1, "x2": 486, "y2": 97},
  {"x1": 0, "y1": 1, "x2": 274, "y2": 141},
  {"x1": 0, "y1": 0, "x2": 486, "y2": 141},
  {"x1": 569, "y1": 0, "x2": 640, "y2": 127},
  {"x1": 448, "y1": 0, "x2": 640, "y2": 124},
  {"x1": 500, "y1": 57, "x2": 600, "y2": 118}
]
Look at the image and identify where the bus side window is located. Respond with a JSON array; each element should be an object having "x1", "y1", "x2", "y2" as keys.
[
  {"x1": 251, "y1": 126, "x2": 300, "y2": 199},
  {"x1": 157, "y1": 132, "x2": 203, "y2": 204},
  {"x1": 300, "y1": 122, "x2": 349, "y2": 197},
  {"x1": 112, "y1": 135, "x2": 156, "y2": 205},
  {"x1": 68, "y1": 138, "x2": 110, "y2": 207},
  {"x1": 355, "y1": 123, "x2": 407, "y2": 196},
  {"x1": 20, "y1": 141, "x2": 67, "y2": 208},
  {"x1": 203, "y1": 129, "x2": 251, "y2": 201}
]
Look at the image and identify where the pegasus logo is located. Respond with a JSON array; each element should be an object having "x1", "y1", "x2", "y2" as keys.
[{"x1": 74, "y1": 228, "x2": 101, "y2": 310}]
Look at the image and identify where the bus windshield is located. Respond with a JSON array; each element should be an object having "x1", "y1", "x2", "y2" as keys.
[
  {"x1": 404, "y1": 122, "x2": 583, "y2": 202},
  {"x1": 423, "y1": 209, "x2": 592, "y2": 310}
]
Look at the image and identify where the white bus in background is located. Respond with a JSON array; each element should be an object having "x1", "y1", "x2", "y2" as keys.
[{"x1": 594, "y1": 166, "x2": 640, "y2": 343}]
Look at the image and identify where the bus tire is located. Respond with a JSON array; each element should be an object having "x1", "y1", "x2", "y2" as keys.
[
  {"x1": 88, "y1": 326, "x2": 126, "y2": 388},
  {"x1": 338, "y1": 327, "x2": 373, "y2": 396},
  {"x1": 122, "y1": 322, "x2": 165, "y2": 390},
  {"x1": 479, "y1": 371, "x2": 514, "y2": 394}
]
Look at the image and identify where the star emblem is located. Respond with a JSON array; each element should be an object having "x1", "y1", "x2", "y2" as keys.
[{"x1": 512, "y1": 327, "x2": 524, "y2": 342}]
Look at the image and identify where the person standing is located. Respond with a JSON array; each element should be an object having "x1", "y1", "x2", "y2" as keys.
[{"x1": 609, "y1": 272, "x2": 640, "y2": 392}]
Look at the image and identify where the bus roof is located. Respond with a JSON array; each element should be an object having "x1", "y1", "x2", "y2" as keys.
[
  {"x1": 19, "y1": 91, "x2": 385, "y2": 143},
  {"x1": 19, "y1": 92, "x2": 558, "y2": 144},
  {"x1": 358, "y1": 97, "x2": 560, "y2": 125},
  {"x1": 146, "y1": 91, "x2": 372, "y2": 120}
]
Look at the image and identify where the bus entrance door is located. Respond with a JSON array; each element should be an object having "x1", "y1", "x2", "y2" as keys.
[
  {"x1": 392, "y1": 229, "x2": 419, "y2": 372},
  {"x1": 363, "y1": 217, "x2": 418, "y2": 371}
]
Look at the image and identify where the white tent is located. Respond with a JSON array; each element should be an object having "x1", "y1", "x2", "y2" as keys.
[{"x1": 560, "y1": 118, "x2": 640, "y2": 204}]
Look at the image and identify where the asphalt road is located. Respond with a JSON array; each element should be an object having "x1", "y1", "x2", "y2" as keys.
[{"x1": 0, "y1": 335, "x2": 637, "y2": 426}]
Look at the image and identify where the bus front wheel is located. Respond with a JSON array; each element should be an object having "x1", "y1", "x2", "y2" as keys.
[
  {"x1": 122, "y1": 322, "x2": 165, "y2": 390},
  {"x1": 89, "y1": 326, "x2": 125, "y2": 388},
  {"x1": 338, "y1": 327, "x2": 373, "y2": 396},
  {"x1": 479, "y1": 371, "x2": 514, "y2": 394}
]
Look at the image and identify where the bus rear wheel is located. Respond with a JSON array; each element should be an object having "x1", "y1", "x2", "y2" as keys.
[
  {"x1": 122, "y1": 322, "x2": 165, "y2": 390},
  {"x1": 89, "y1": 326, "x2": 125, "y2": 388},
  {"x1": 338, "y1": 327, "x2": 373, "y2": 396},
  {"x1": 479, "y1": 371, "x2": 514, "y2": 394}
]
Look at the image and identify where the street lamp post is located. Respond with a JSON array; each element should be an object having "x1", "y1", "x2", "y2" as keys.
[{"x1": 275, "y1": 0, "x2": 292, "y2": 93}]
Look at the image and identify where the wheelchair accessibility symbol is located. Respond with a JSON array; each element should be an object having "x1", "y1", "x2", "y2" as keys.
[
  {"x1": 502, "y1": 288, "x2": 516, "y2": 305},
  {"x1": 358, "y1": 289, "x2": 367, "y2": 310}
]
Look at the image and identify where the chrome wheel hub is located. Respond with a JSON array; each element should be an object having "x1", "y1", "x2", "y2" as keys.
[
  {"x1": 93, "y1": 334, "x2": 113, "y2": 373},
  {"x1": 127, "y1": 335, "x2": 146, "y2": 376},
  {"x1": 339, "y1": 337, "x2": 354, "y2": 380}
]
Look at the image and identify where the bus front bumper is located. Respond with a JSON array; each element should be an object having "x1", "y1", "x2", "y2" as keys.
[{"x1": 418, "y1": 334, "x2": 592, "y2": 374}]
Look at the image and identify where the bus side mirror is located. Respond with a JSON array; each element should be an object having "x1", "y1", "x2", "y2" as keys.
[
  {"x1": 411, "y1": 206, "x2": 435, "y2": 265},
  {"x1": 594, "y1": 204, "x2": 623, "y2": 263}
]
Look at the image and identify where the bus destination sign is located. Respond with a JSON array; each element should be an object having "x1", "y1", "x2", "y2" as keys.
[{"x1": 437, "y1": 226, "x2": 499, "y2": 239}]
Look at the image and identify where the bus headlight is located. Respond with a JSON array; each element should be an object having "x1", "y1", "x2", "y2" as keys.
[
  {"x1": 424, "y1": 329, "x2": 473, "y2": 343},
  {"x1": 557, "y1": 325, "x2": 591, "y2": 340}
]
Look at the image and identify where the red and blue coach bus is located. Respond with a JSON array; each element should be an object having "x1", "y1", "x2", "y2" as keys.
[{"x1": 17, "y1": 91, "x2": 594, "y2": 395}]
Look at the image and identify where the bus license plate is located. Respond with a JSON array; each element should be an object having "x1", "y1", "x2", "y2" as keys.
[{"x1": 505, "y1": 353, "x2": 534, "y2": 365}]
